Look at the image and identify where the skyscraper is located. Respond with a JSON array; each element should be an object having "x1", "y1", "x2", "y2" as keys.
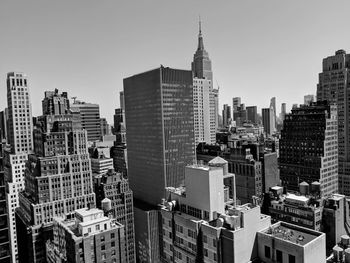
[
  {"x1": 246, "y1": 106, "x2": 258, "y2": 124},
  {"x1": 71, "y1": 100, "x2": 101, "y2": 142},
  {"x1": 192, "y1": 21, "x2": 216, "y2": 145},
  {"x1": 262, "y1": 108, "x2": 274, "y2": 136},
  {"x1": 192, "y1": 20, "x2": 212, "y2": 81},
  {"x1": 16, "y1": 91, "x2": 95, "y2": 263},
  {"x1": 270, "y1": 97, "x2": 277, "y2": 130},
  {"x1": 4, "y1": 72, "x2": 33, "y2": 262},
  {"x1": 232, "y1": 97, "x2": 241, "y2": 112},
  {"x1": 279, "y1": 101, "x2": 338, "y2": 196},
  {"x1": 316, "y1": 50, "x2": 350, "y2": 195},
  {"x1": 222, "y1": 104, "x2": 231, "y2": 127},
  {"x1": 280, "y1": 103, "x2": 286, "y2": 122},
  {"x1": 124, "y1": 66, "x2": 195, "y2": 206}
]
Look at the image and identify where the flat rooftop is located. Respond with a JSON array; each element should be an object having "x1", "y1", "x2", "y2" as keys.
[{"x1": 261, "y1": 222, "x2": 322, "y2": 246}]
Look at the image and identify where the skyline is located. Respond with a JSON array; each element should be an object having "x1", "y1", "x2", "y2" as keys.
[{"x1": 1, "y1": 1, "x2": 350, "y2": 124}]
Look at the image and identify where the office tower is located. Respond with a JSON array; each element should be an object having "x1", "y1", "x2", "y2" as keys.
[
  {"x1": 16, "y1": 91, "x2": 95, "y2": 263},
  {"x1": 0, "y1": 140, "x2": 11, "y2": 263},
  {"x1": 111, "y1": 143, "x2": 128, "y2": 176},
  {"x1": 222, "y1": 104, "x2": 231, "y2": 127},
  {"x1": 124, "y1": 66, "x2": 195, "y2": 206},
  {"x1": 0, "y1": 109, "x2": 8, "y2": 142},
  {"x1": 124, "y1": 66, "x2": 194, "y2": 262},
  {"x1": 4, "y1": 72, "x2": 33, "y2": 262},
  {"x1": 280, "y1": 103, "x2": 286, "y2": 122},
  {"x1": 270, "y1": 97, "x2": 277, "y2": 130},
  {"x1": 262, "y1": 108, "x2": 274, "y2": 136},
  {"x1": 6, "y1": 72, "x2": 33, "y2": 153},
  {"x1": 317, "y1": 50, "x2": 350, "y2": 195},
  {"x1": 192, "y1": 22, "x2": 216, "y2": 145},
  {"x1": 100, "y1": 118, "x2": 110, "y2": 137},
  {"x1": 71, "y1": 100, "x2": 101, "y2": 142},
  {"x1": 232, "y1": 97, "x2": 241, "y2": 112},
  {"x1": 247, "y1": 106, "x2": 258, "y2": 124},
  {"x1": 279, "y1": 101, "x2": 338, "y2": 196},
  {"x1": 160, "y1": 162, "x2": 272, "y2": 263},
  {"x1": 94, "y1": 169, "x2": 135, "y2": 262},
  {"x1": 193, "y1": 78, "x2": 215, "y2": 145},
  {"x1": 42, "y1": 89, "x2": 70, "y2": 115},
  {"x1": 192, "y1": 19, "x2": 212, "y2": 81},
  {"x1": 233, "y1": 103, "x2": 248, "y2": 126},
  {"x1": 46, "y1": 208, "x2": 126, "y2": 263},
  {"x1": 304, "y1": 94, "x2": 315, "y2": 105}
]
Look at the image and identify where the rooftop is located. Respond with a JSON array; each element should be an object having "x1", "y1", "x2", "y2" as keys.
[{"x1": 261, "y1": 222, "x2": 322, "y2": 246}]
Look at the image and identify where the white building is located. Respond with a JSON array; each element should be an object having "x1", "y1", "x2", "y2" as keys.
[
  {"x1": 193, "y1": 78, "x2": 216, "y2": 145},
  {"x1": 4, "y1": 72, "x2": 33, "y2": 262}
]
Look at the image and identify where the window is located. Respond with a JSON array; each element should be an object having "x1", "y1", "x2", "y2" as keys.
[
  {"x1": 101, "y1": 253, "x2": 106, "y2": 260},
  {"x1": 101, "y1": 245, "x2": 105, "y2": 251},
  {"x1": 101, "y1": 236, "x2": 105, "y2": 242},
  {"x1": 204, "y1": 249, "x2": 208, "y2": 257},
  {"x1": 111, "y1": 241, "x2": 115, "y2": 247},
  {"x1": 96, "y1": 224, "x2": 100, "y2": 231},
  {"x1": 288, "y1": 254, "x2": 295, "y2": 263},
  {"x1": 265, "y1": 246, "x2": 271, "y2": 258},
  {"x1": 276, "y1": 250, "x2": 283, "y2": 263},
  {"x1": 203, "y1": 235, "x2": 207, "y2": 243}
]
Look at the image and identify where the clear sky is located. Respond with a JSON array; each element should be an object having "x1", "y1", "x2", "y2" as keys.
[{"x1": 1, "y1": 0, "x2": 350, "y2": 124}]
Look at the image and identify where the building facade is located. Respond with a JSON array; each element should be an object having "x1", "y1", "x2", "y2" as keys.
[
  {"x1": 46, "y1": 208, "x2": 126, "y2": 263},
  {"x1": 16, "y1": 92, "x2": 95, "y2": 263},
  {"x1": 71, "y1": 101, "x2": 101, "y2": 142},
  {"x1": 222, "y1": 104, "x2": 231, "y2": 127},
  {"x1": 316, "y1": 50, "x2": 350, "y2": 195},
  {"x1": 94, "y1": 169, "x2": 135, "y2": 263},
  {"x1": 4, "y1": 72, "x2": 34, "y2": 262},
  {"x1": 247, "y1": 106, "x2": 258, "y2": 124},
  {"x1": 262, "y1": 108, "x2": 274, "y2": 136},
  {"x1": 279, "y1": 101, "x2": 338, "y2": 196},
  {"x1": 0, "y1": 140, "x2": 11, "y2": 263},
  {"x1": 124, "y1": 66, "x2": 195, "y2": 206}
]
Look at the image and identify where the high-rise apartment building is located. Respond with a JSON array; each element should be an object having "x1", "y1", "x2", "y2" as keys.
[
  {"x1": 222, "y1": 104, "x2": 231, "y2": 127},
  {"x1": 71, "y1": 101, "x2": 101, "y2": 142},
  {"x1": 279, "y1": 101, "x2": 338, "y2": 196},
  {"x1": 16, "y1": 91, "x2": 95, "y2": 263},
  {"x1": 46, "y1": 208, "x2": 126, "y2": 263},
  {"x1": 192, "y1": 22, "x2": 216, "y2": 145},
  {"x1": 124, "y1": 66, "x2": 195, "y2": 206},
  {"x1": 316, "y1": 50, "x2": 350, "y2": 195},
  {"x1": 262, "y1": 108, "x2": 274, "y2": 136},
  {"x1": 246, "y1": 106, "x2": 258, "y2": 124},
  {"x1": 4, "y1": 72, "x2": 34, "y2": 262},
  {"x1": 94, "y1": 169, "x2": 135, "y2": 262}
]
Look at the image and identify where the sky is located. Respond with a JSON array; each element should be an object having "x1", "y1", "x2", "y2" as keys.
[{"x1": 1, "y1": 0, "x2": 350, "y2": 124}]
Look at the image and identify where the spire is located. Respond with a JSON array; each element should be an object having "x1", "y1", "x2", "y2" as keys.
[{"x1": 197, "y1": 16, "x2": 204, "y2": 51}]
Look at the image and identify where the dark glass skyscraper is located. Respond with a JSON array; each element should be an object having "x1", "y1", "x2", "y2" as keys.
[{"x1": 124, "y1": 66, "x2": 195, "y2": 206}]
